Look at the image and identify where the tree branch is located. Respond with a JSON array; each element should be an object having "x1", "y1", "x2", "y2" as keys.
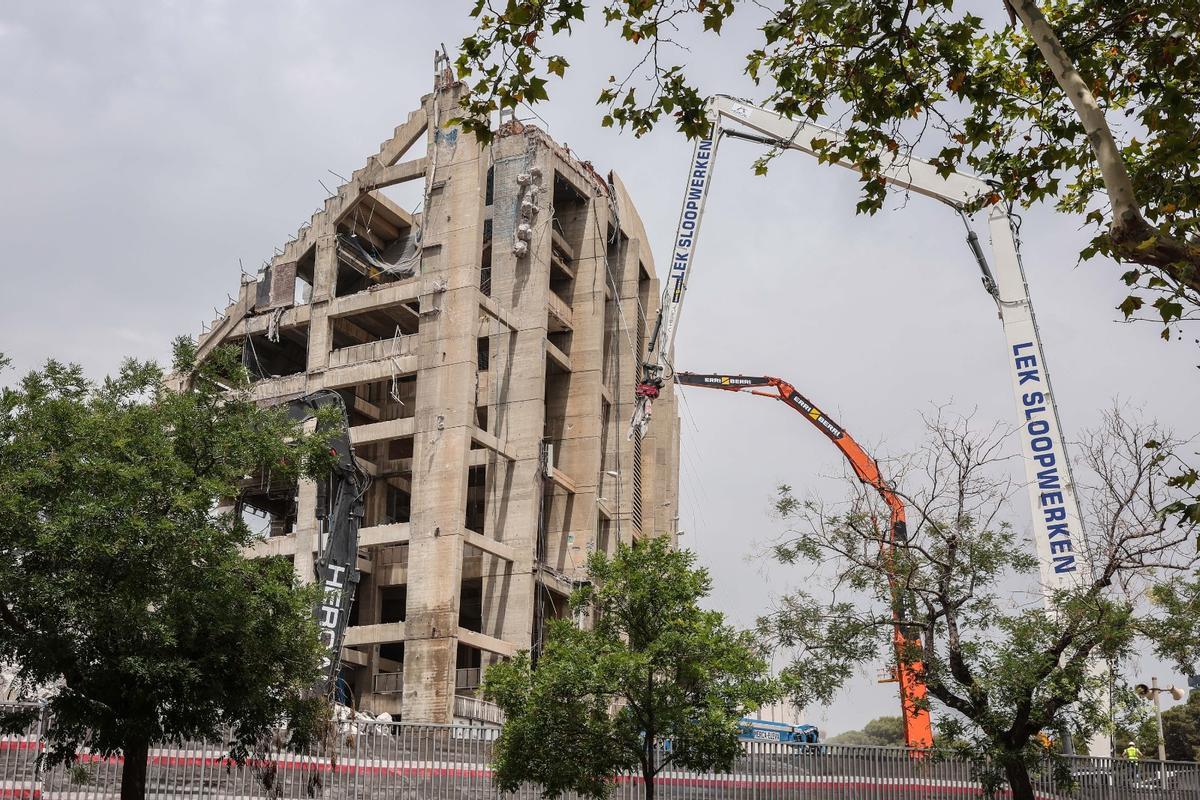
[
  {"x1": 0, "y1": 596, "x2": 27, "y2": 635},
  {"x1": 1010, "y1": 0, "x2": 1200, "y2": 289}
]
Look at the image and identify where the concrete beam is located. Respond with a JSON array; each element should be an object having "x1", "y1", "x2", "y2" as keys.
[
  {"x1": 375, "y1": 564, "x2": 407, "y2": 586},
  {"x1": 330, "y1": 280, "x2": 423, "y2": 319},
  {"x1": 462, "y1": 530, "x2": 516, "y2": 563},
  {"x1": 323, "y1": 354, "x2": 418, "y2": 390},
  {"x1": 351, "y1": 395, "x2": 383, "y2": 421},
  {"x1": 363, "y1": 158, "x2": 429, "y2": 192},
  {"x1": 548, "y1": 467, "x2": 577, "y2": 495},
  {"x1": 376, "y1": 107, "x2": 428, "y2": 168},
  {"x1": 551, "y1": 227, "x2": 576, "y2": 262},
  {"x1": 359, "y1": 523, "x2": 412, "y2": 548},
  {"x1": 365, "y1": 191, "x2": 416, "y2": 230},
  {"x1": 344, "y1": 621, "x2": 407, "y2": 647},
  {"x1": 547, "y1": 294, "x2": 573, "y2": 333},
  {"x1": 546, "y1": 340, "x2": 572, "y2": 372},
  {"x1": 457, "y1": 627, "x2": 517, "y2": 658},
  {"x1": 243, "y1": 533, "x2": 298, "y2": 559},
  {"x1": 250, "y1": 374, "x2": 308, "y2": 403},
  {"x1": 478, "y1": 292, "x2": 517, "y2": 332},
  {"x1": 597, "y1": 497, "x2": 614, "y2": 520},
  {"x1": 471, "y1": 427, "x2": 515, "y2": 461},
  {"x1": 537, "y1": 565, "x2": 576, "y2": 598},
  {"x1": 341, "y1": 647, "x2": 370, "y2": 667},
  {"x1": 234, "y1": 304, "x2": 313, "y2": 338},
  {"x1": 350, "y1": 417, "x2": 416, "y2": 445}
]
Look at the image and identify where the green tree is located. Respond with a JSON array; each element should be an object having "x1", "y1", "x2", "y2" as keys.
[
  {"x1": 0, "y1": 343, "x2": 334, "y2": 800},
  {"x1": 1162, "y1": 690, "x2": 1200, "y2": 761},
  {"x1": 758, "y1": 408, "x2": 1198, "y2": 799},
  {"x1": 827, "y1": 715, "x2": 907, "y2": 746},
  {"x1": 1110, "y1": 683, "x2": 1159, "y2": 758},
  {"x1": 483, "y1": 537, "x2": 776, "y2": 800}
]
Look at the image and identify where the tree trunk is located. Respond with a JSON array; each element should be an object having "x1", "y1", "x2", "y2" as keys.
[
  {"x1": 119, "y1": 738, "x2": 150, "y2": 800},
  {"x1": 1002, "y1": 755, "x2": 1036, "y2": 800},
  {"x1": 642, "y1": 738, "x2": 656, "y2": 800},
  {"x1": 1009, "y1": 0, "x2": 1200, "y2": 287}
]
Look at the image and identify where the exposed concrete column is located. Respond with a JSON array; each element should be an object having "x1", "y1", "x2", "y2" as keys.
[
  {"x1": 480, "y1": 135, "x2": 552, "y2": 659},
  {"x1": 400, "y1": 85, "x2": 486, "y2": 723},
  {"x1": 306, "y1": 236, "x2": 338, "y2": 374},
  {"x1": 608, "y1": 236, "x2": 646, "y2": 544},
  {"x1": 294, "y1": 478, "x2": 318, "y2": 581},
  {"x1": 547, "y1": 185, "x2": 608, "y2": 578}
]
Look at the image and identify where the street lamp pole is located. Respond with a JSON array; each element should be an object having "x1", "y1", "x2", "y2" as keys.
[
  {"x1": 1135, "y1": 677, "x2": 1185, "y2": 790},
  {"x1": 1152, "y1": 677, "x2": 1167, "y2": 763}
]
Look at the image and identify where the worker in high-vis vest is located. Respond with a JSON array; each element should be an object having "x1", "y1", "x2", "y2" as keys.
[{"x1": 1125, "y1": 741, "x2": 1143, "y2": 781}]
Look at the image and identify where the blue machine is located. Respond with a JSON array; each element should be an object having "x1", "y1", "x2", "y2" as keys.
[{"x1": 737, "y1": 718, "x2": 820, "y2": 745}]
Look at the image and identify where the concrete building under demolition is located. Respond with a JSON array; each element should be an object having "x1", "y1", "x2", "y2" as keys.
[{"x1": 191, "y1": 70, "x2": 679, "y2": 725}]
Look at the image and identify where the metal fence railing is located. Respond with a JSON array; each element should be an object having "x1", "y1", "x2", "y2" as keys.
[{"x1": 3, "y1": 706, "x2": 1198, "y2": 799}]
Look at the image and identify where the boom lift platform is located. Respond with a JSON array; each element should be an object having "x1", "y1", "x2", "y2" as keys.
[
  {"x1": 675, "y1": 372, "x2": 934, "y2": 749},
  {"x1": 633, "y1": 95, "x2": 1089, "y2": 603}
]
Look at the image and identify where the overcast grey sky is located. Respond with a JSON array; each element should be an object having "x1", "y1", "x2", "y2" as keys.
[{"x1": 1, "y1": 1, "x2": 1195, "y2": 735}]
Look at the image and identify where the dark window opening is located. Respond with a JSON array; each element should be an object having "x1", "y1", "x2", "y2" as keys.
[
  {"x1": 465, "y1": 465, "x2": 487, "y2": 534},
  {"x1": 238, "y1": 481, "x2": 298, "y2": 539},
  {"x1": 481, "y1": 217, "x2": 493, "y2": 297},
  {"x1": 360, "y1": 470, "x2": 410, "y2": 528},
  {"x1": 598, "y1": 517, "x2": 613, "y2": 555},
  {"x1": 537, "y1": 493, "x2": 550, "y2": 564},
  {"x1": 385, "y1": 483, "x2": 411, "y2": 525},
  {"x1": 602, "y1": 298, "x2": 617, "y2": 384},
  {"x1": 380, "y1": 585, "x2": 407, "y2": 624},
  {"x1": 333, "y1": 195, "x2": 418, "y2": 297},
  {"x1": 550, "y1": 173, "x2": 586, "y2": 307},
  {"x1": 240, "y1": 329, "x2": 308, "y2": 380},
  {"x1": 548, "y1": 330, "x2": 571, "y2": 358},
  {"x1": 533, "y1": 584, "x2": 570, "y2": 663},
  {"x1": 477, "y1": 337, "x2": 490, "y2": 371},
  {"x1": 458, "y1": 578, "x2": 483, "y2": 632},
  {"x1": 455, "y1": 644, "x2": 483, "y2": 694},
  {"x1": 348, "y1": 587, "x2": 363, "y2": 627},
  {"x1": 543, "y1": 370, "x2": 569, "y2": 443},
  {"x1": 330, "y1": 304, "x2": 419, "y2": 354},
  {"x1": 346, "y1": 377, "x2": 416, "y2": 426},
  {"x1": 387, "y1": 438, "x2": 415, "y2": 460}
]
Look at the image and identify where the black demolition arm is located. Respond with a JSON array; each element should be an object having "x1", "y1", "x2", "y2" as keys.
[{"x1": 283, "y1": 391, "x2": 367, "y2": 696}]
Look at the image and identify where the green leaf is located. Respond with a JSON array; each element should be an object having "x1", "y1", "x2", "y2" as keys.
[
  {"x1": 524, "y1": 76, "x2": 549, "y2": 102},
  {"x1": 1118, "y1": 294, "x2": 1144, "y2": 318}
]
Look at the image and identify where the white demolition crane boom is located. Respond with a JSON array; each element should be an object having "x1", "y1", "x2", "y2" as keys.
[{"x1": 633, "y1": 95, "x2": 1088, "y2": 598}]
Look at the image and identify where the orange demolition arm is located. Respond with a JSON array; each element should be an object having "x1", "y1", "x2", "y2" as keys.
[{"x1": 675, "y1": 372, "x2": 933, "y2": 750}]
